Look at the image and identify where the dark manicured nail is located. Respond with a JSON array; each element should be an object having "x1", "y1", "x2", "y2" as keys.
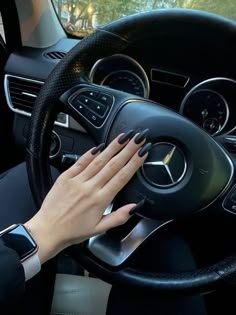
[
  {"x1": 138, "y1": 143, "x2": 152, "y2": 157},
  {"x1": 134, "y1": 129, "x2": 149, "y2": 144},
  {"x1": 118, "y1": 130, "x2": 135, "y2": 144},
  {"x1": 91, "y1": 143, "x2": 105, "y2": 155},
  {"x1": 129, "y1": 199, "x2": 146, "y2": 216}
]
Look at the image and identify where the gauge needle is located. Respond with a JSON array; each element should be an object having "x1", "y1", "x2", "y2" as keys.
[
  {"x1": 201, "y1": 108, "x2": 208, "y2": 121},
  {"x1": 210, "y1": 122, "x2": 214, "y2": 130}
]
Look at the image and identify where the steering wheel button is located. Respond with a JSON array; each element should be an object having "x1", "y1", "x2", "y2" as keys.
[
  {"x1": 90, "y1": 103, "x2": 107, "y2": 116},
  {"x1": 81, "y1": 90, "x2": 100, "y2": 100},
  {"x1": 76, "y1": 95, "x2": 107, "y2": 116},
  {"x1": 76, "y1": 95, "x2": 94, "y2": 107},
  {"x1": 97, "y1": 93, "x2": 114, "y2": 107},
  {"x1": 82, "y1": 109, "x2": 103, "y2": 127}
]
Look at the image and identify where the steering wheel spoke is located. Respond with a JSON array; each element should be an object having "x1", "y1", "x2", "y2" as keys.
[
  {"x1": 60, "y1": 83, "x2": 137, "y2": 143},
  {"x1": 222, "y1": 183, "x2": 236, "y2": 215},
  {"x1": 87, "y1": 218, "x2": 171, "y2": 267}
]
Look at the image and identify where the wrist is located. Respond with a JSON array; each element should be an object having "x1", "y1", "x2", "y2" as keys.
[{"x1": 25, "y1": 216, "x2": 58, "y2": 264}]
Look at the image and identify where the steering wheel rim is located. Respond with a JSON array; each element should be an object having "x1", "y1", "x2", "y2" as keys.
[{"x1": 26, "y1": 9, "x2": 236, "y2": 293}]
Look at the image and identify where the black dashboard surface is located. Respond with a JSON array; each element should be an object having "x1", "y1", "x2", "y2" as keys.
[
  {"x1": 5, "y1": 33, "x2": 236, "y2": 108},
  {"x1": 4, "y1": 38, "x2": 79, "y2": 81},
  {"x1": 4, "y1": 26, "x2": 236, "y2": 159}
]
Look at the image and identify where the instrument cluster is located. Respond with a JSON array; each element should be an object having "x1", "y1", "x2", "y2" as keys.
[
  {"x1": 90, "y1": 54, "x2": 236, "y2": 136},
  {"x1": 90, "y1": 54, "x2": 150, "y2": 98},
  {"x1": 180, "y1": 78, "x2": 236, "y2": 135}
]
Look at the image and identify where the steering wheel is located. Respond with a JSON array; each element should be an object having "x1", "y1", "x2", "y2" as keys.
[{"x1": 26, "y1": 9, "x2": 236, "y2": 294}]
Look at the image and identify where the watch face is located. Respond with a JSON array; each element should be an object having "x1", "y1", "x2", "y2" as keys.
[{"x1": 1, "y1": 225, "x2": 37, "y2": 260}]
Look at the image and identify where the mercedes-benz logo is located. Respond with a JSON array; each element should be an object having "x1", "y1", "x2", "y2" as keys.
[{"x1": 142, "y1": 142, "x2": 187, "y2": 188}]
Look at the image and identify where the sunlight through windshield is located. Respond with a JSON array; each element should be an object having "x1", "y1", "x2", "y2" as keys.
[{"x1": 52, "y1": 0, "x2": 236, "y2": 37}]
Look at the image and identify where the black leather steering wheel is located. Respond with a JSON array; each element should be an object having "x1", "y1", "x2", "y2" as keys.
[{"x1": 26, "y1": 9, "x2": 236, "y2": 294}]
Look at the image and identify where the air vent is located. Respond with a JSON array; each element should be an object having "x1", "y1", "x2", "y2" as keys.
[
  {"x1": 6, "y1": 75, "x2": 43, "y2": 114},
  {"x1": 44, "y1": 51, "x2": 66, "y2": 60},
  {"x1": 5, "y1": 75, "x2": 69, "y2": 128}
]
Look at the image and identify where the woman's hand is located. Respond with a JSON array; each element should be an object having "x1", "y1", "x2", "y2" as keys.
[{"x1": 25, "y1": 130, "x2": 151, "y2": 264}]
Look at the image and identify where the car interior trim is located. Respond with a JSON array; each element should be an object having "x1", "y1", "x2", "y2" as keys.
[
  {"x1": 200, "y1": 139, "x2": 234, "y2": 213},
  {"x1": 222, "y1": 185, "x2": 236, "y2": 215},
  {"x1": 15, "y1": 0, "x2": 66, "y2": 48},
  {"x1": 49, "y1": 130, "x2": 62, "y2": 159},
  {"x1": 151, "y1": 68, "x2": 190, "y2": 88},
  {"x1": 4, "y1": 74, "x2": 69, "y2": 128},
  {"x1": 43, "y1": 50, "x2": 67, "y2": 61},
  {"x1": 0, "y1": 0, "x2": 22, "y2": 52},
  {"x1": 21, "y1": 92, "x2": 37, "y2": 98},
  {"x1": 88, "y1": 218, "x2": 173, "y2": 267}
]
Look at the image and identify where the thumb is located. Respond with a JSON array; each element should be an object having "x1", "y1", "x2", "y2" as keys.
[{"x1": 95, "y1": 203, "x2": 136, "y2": 234}]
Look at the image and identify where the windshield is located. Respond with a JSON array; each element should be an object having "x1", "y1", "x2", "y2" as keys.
[{"x1": 52, "y1": 0, "x2": 236, "y2": 38}]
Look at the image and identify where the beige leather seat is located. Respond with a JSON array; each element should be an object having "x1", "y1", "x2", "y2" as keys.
[{"x1": 51, "y1": 274, "x2": 112, "y2": 315}]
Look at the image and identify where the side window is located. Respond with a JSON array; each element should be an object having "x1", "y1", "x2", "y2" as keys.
[{"x1": 0, "y1": 14, "x2": 5, "y2": 41}]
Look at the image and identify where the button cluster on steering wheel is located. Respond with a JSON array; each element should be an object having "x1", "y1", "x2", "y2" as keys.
[{"x1": 70, "y1": 89, "x2": 114, "y2": 127}]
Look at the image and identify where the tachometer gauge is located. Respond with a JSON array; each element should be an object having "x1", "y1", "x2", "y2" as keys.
[
  {"x1": 101, "y1": 70, "x2": 145, "y2": 97},
  {"x1": 180, "y1": 89, "x2": 229, "y2": 135}
]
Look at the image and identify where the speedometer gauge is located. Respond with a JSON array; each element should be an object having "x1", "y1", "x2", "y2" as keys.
[
  {"x1": 101, "y1": 70, "x2": 145, "y2": 97},
  {"x1": 90, "y1": 54, "x2": 150, "y2": 98},
  {"x1": 180, "y1": 89, "x2": 229, "y2": 135}
]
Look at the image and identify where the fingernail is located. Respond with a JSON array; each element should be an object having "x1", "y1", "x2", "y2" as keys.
[
  {"x1": 138, "y1": 143, "x2": 152, "y2": 157},
  {"x1": 129, "y1": 199, "x2": 146, "y2": 216},
  {"x1": 118, "y1": 130, "x2": 135, "y2": 144},
  {"x1": 134, "y1": 129, "x2": 149, "y2": 144},
  {"x1": 91, "y1": 143, "x2": 105, "y2": 155}
]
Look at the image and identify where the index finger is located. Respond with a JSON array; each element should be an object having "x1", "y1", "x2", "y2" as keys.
[
  {"x1": 101, "y1": 143, "x2": 152, "y2": 197},
  {"x1": 77, "y1": 130, "x2": 135, "y2": 182}
]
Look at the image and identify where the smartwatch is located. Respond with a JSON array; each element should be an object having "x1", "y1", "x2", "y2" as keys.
[{"x1": 0, "y1": 224, "x2": 41, "y2": 281}]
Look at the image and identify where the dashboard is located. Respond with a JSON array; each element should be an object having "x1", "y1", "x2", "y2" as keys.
[
  {"x1": 90, "y1": 54, "x2": 236, "y2": 136},
  {"x1": 3, "y1": 33, "x2": 236, "y2": 160}
]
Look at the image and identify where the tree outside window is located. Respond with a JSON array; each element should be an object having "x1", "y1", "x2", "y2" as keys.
[{"x1": 52, "y1": 0, "x2": 236, "y2": 38}]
